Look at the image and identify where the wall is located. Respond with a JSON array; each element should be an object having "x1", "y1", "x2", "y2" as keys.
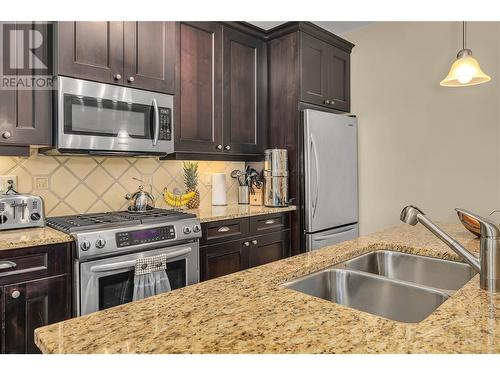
[
  {"x1": 344, "y1": 22, "x2": 500, "y2": 235},
  {"x1": 0, "y1": 151, "x2": 244, "y2": 216}
]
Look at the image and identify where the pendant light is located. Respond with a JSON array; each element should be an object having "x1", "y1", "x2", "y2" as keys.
[{"x1": 440, "y1": 22, "x2": 491, "y2": 87}]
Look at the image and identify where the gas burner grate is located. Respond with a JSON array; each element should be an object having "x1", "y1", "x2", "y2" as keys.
[{"x1": 46, "y1": 209, "x2": 196, "y2": 233}]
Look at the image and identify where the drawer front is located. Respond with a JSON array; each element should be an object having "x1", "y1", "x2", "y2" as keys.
[
  {"x1": 0, "y1": 243, "x2": 71, "y2": 285},
  {"x1": 201, "y1": 218, "x2": 250, "y2": 245},
  {"x1": 249, "y1": 213, "x2": 290, "y2": 235}
]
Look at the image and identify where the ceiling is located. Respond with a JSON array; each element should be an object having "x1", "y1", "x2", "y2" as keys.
[{"x1": 248, "y1": 21, "x2": 372, "y2": 35}]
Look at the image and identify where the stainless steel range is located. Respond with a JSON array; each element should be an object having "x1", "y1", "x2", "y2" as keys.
[{"x1": 47, "y1": 209, "x2": 201, "y2": 316}]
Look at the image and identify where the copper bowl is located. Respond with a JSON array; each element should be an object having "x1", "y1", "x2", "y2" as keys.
[{"x1": 456, "y1": 210, "x2": 481, "y2": 237}]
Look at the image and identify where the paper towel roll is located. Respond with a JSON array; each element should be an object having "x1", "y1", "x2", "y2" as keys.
[{"x1": 211, "y1": 173, "x2": 227, "y2": 206}]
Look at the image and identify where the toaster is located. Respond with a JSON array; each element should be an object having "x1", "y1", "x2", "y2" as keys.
[{"x1": 0, "y1": 194, "x2": 45, "y2": 231}]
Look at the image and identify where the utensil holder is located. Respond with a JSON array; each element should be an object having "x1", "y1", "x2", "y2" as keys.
[
  {"x1": 238, "y1": 186, "x2": 249, "y2": 205},
  {"x1": 250, "y1": 187, "x2": 263, "y2": 206}
]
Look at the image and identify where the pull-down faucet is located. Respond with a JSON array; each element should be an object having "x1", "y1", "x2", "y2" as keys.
[{"x1": 400, "y1": 205, "x2": 500, "y2": 292}]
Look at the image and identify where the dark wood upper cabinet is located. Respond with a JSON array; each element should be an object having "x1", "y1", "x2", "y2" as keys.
[
  {"x1": 57, "y1": 21, "x2": 175, "y2": 93},
  {"x1": 123, "y1": 22, "x2": 176, "y2": 94},
  {"x1": 300, "y1": 33, "x2": 330, "y2": 107},
  {"x1": 222, "y1": 27, "x2": 266, "y2": 155},
  {"x1": 327, "y1": 46, "x2": 350, "y2": 112},
  {"x1": 3, "y1": 275, "x2": 70, "y2": 354},
  {"x1": 174, "y1": 22, "x2": 223, "y2": 153},
  {"x1": 300, "y1": 31, "x2": 351, "y2": 111},
  {"x1": 0, "y1": 22, "x2": 52, "y2": 155},
  {"x1": 57, "y1": 22, "x2": 124, "y2": 84}
]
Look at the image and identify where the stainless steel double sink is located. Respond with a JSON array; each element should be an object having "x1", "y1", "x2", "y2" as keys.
[{"x1": 283, "y1": 250, "x2": 477, "y2": 323}]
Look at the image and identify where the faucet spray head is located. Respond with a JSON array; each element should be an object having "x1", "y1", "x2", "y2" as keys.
[{"x1": 400, "y1": 205, "x2": 425, "y2": 226}]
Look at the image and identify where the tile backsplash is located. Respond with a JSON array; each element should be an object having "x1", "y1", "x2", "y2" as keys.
[{"x1": 0, "y1": 150, "x2": 244, "y2": 216}]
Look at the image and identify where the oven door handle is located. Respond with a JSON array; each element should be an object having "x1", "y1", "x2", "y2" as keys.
[
  {"x1": 152, "y1": 98, "x2": 160, "y2": 146},
  {"x1": 89, "y1": 247, "x2": 192, "y2": 273}
]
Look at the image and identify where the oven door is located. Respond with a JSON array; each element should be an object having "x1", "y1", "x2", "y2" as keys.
[
  {"x1": 77, "y1": 242, "x2": 198, "y2": 316},
  {"x1": 56, "y1": 76, "x2": 173, "y2": 156}
]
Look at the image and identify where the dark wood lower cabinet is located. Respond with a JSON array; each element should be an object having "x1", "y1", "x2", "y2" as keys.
[
  {"x1": 200, "y1": 213, "x2": 292, "y2": 281},
  {"x1": 3, "y1": 275, "x2": 70, "y2": 354},
  {"x1": 0, "y1": 243, "x2": 72, "y2": 354},
  {"x1": 200, "y1": 240, "x2": 249, "y2": 281},
  {"x1": 248, "y1": 231, "x2": 290, "y2": 268}
]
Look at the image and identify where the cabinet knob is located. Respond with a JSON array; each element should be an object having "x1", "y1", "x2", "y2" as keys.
[
  {"x1": 128, "y1": 76, "x2": 135, "y2": 83},
  {"x1": 251, "y1": 239, "x2": 258, "y2": 245},
  {"x1": 225, "y1": 145, "x2": 231, "y2": 151},
  {"x1": 11, "y1": 290, "x2": 20, "y2": 299},
  {"x1": 216, "y1": 144, "x2": 223, "y2": 150},
  {"x1": 330, "y1": 100, "x2": 335, "y2": 105},
  {"x1": 243, "y1": 241, "x2": 250, "y2": 247},
  {"x1": 114, "y1": 73, "x2": 122, "y2": 80},
  {"x1": 1, "y1": 131, "x2": 12, "y2": 139},
  {"x1": 324, "y1": 100, "x2": 330, "y2": 105}
]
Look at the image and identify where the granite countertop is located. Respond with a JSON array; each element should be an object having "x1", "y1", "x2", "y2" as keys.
[
  {"x1": 186, "y1": 204, "x2": 296, "y2": 223},
  {"x1": 34, "y1": 222, "x2": 500, "y2": 354},
  {"x1": 0, "y1": 226, "x2": 72, "y2": 252}
]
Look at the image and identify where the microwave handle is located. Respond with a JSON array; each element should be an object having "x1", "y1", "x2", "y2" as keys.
[
  {"x1": 89, "y1": 247, "x2": 192, "y2": 273},
  {"x1": 152, "y1": 98, "x2": 159, "y2": 146}
]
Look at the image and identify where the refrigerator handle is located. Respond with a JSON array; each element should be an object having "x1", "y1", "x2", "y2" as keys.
[{"x1": 310, "y1": 134, "x2": 320, "y2": 218}]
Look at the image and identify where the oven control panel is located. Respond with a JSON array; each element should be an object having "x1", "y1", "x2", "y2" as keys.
[{"x1": 116, "y1": 225, "x2": 176, "y2": 248}]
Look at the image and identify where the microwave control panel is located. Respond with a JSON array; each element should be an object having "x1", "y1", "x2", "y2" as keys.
[{"x1": 159, "y1": 107, "x2": 172, "y2": 141}]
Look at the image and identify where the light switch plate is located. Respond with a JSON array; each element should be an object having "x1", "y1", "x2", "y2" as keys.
[{"x1": 0, "y1": 175, "x2": 18, "y2": 194}]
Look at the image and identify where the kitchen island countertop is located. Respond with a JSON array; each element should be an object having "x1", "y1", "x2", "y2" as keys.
[{"x1": 34, "y1": 223, "x2": 500, "y2": 354}]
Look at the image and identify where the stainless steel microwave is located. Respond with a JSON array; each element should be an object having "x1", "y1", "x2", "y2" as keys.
[{"x1": 49, "y1": 76, "x2": 174, "y2": 156}]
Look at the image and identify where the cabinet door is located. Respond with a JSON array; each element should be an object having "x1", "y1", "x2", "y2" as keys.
[
  {"x1": 175, "y1": 22, "x2": 223, "y2": 153},
  {"x1": 1, "y1": 286, "x2": 3, "y2": 354},
  {"x1": 327, "y1": 46, "x2": 350, "y2": 112},
  {"x1": 123, "y1": 22, "x2": 176, "y2": 94},
  {"x1": 3, "y1": 275, "x2": 70, "y2": 354},
  {"x1": 248, "y1": 230, "x2": 290, "y2": 269},
  {"x1": 57, "y1": 22, "x2": 124, "y2": 84},
  {"x1": 222, "y1": 27, "x2": 266, "y2": 154},
  {"x1": 300, "y1": 32, "x2": 330, "y2": 107},
  {"x1": 200, "y1": 239, "x2": 249, "y2": 281},
  {"x1": 0, "y1": 22, "x2": 52, "y2": 149}
]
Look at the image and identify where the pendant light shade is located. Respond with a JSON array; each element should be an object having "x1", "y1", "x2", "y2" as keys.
[{"x1": 440, "y1": 22, "x2": 491, "y2": 87}]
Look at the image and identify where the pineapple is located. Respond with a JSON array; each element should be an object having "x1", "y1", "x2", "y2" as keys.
[{"x1": 183, "y1": 161, "x2": 200, "y2": 209}]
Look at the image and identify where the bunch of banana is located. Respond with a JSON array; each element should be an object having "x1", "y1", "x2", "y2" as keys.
[{"x1": 163, "y1": 189, "x2": 196, "y2": 208}]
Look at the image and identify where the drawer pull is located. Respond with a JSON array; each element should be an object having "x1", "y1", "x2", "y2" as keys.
[
  {"x1": 264, "y1": 219, "x2": 276, "y2": 225},
  {"x1": 0, "y1": 261, "x2": 16, "y2": 270},
  {"x1": 217, "y1": 226, "x2": 231, "y2": 233}
]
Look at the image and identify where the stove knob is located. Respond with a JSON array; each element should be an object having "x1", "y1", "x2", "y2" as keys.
[
  {"x1": 192, "y1": 224, "x2": 201, "y2": 233},
  {"x1": 80, "y1": 240, "x2": 91, "y2": 251},
  {"x1": 183, "y1": 226, "x2": 192, "y2": 235},
  {"x1": 95, "y1": 239, "x2": 106, "y2": 249}
]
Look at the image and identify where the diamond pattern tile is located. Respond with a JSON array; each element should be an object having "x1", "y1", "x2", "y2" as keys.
[{"x1": 0, "y1": 155, "x2": 245, "y2": 215}]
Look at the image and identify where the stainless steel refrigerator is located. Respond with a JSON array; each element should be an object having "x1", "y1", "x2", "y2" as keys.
[{"x1": 302, "y1": 109, "x2": 359, "y2": 251}]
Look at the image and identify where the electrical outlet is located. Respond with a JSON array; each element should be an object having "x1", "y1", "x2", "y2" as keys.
[
  {"x1": 0, "y1": 175, "x2": 18, "y2": 194},
  {"x1": 34, "y1": 176, "x2": 49, "y2": 190}
]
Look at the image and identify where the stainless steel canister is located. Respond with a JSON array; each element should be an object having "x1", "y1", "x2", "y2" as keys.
[{"x1": 263, "y1": 149, "x2": 289, "y2": 207}]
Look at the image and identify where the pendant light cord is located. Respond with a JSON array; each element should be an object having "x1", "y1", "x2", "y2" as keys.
[{"x1": 463, "y1": 21, "x2": 467, "y2": 50}]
